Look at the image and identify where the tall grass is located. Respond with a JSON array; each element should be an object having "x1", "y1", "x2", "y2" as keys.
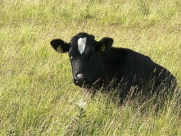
[{"x1": 0, "y1": 0, "x2": 181, "y2": 135}]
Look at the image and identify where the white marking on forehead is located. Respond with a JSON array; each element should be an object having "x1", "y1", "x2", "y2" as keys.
[{"x1": 78, "y1": 37, "x2": 87, "y2": 54}]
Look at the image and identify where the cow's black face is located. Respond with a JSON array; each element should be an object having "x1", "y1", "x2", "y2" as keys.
[
  {"x1": 69, "y1": 35, "x2": 98, "y2": 87},
  {"x1": 50, "y1": 32, "x2": 113, "y2": 88}
]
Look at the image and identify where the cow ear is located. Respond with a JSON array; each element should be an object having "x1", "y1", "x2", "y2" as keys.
[
  {"x1": 50, "y1": 39, "x2": 69, "y2": 53},
  {"x1": 96, "y1": 37, "x2": 113, "y2": 52}
]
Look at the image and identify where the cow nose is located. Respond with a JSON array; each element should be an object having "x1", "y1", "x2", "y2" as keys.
[
  {"x1": 75, "y1": 74, "x2": 85, "y2": 83},
  {"x1": 77, "y1": 74, "x2": 83, "y2": 79}
]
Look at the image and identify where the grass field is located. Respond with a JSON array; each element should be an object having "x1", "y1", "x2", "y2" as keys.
[{"x1": 0, "y1": 0, "x2": 181, "y2": 135}]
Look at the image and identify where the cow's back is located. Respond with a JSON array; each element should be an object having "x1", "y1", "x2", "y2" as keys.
[{"x1": 98, "y1": 47, "x2": 176, "y2": 91}]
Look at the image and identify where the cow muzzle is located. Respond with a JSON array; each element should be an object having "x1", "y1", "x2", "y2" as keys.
[{"x1": 74, "y1": 74, "x2": 86, "y2": 86}]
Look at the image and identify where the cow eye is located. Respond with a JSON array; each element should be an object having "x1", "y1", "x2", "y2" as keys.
[
  {"x1": 88, "y1": 54, "x2": 94, "y2": 61},
  {"x1": 69, "y1": 55, "x2": 74, "y2": 60}
]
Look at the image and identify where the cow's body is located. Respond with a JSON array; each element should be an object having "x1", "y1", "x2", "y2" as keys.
[
  {"x1": 98, "y1": 48, "x2": 175, "y2": 91},
  {"x1": 50, "y1": 32, "x2": 177, "y2": 97}
]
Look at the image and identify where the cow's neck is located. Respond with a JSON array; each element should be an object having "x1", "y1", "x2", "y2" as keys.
[{"x1": 96, "y1": 53, "x2": 107, "y2": 78}]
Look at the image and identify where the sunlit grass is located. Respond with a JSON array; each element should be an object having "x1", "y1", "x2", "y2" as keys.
[{"x1": 0, "y1": 0, "x2": 181, "y2": 135}]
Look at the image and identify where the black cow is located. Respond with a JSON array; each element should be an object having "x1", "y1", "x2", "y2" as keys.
[{"x1": 50, "y1": 32, "x2": 177, "y2": 97}]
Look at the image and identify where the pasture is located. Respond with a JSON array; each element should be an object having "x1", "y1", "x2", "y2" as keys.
[{"x1": 0, "y1": 0, "x2": 181, "y2": 135}]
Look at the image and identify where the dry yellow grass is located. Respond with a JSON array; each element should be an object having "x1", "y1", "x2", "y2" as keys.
[{"x1": 0, "y1": 0, "x2": 181, "y2": 135}]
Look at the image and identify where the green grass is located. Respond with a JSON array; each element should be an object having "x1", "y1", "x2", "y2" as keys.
[{"x1": 0, "y1": 0, "x2": 181, "y2": 135}]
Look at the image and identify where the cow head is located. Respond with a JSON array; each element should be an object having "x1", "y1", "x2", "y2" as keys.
[{"x1": 50, "y1": 32, "x2": 113, "y2": 88}]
